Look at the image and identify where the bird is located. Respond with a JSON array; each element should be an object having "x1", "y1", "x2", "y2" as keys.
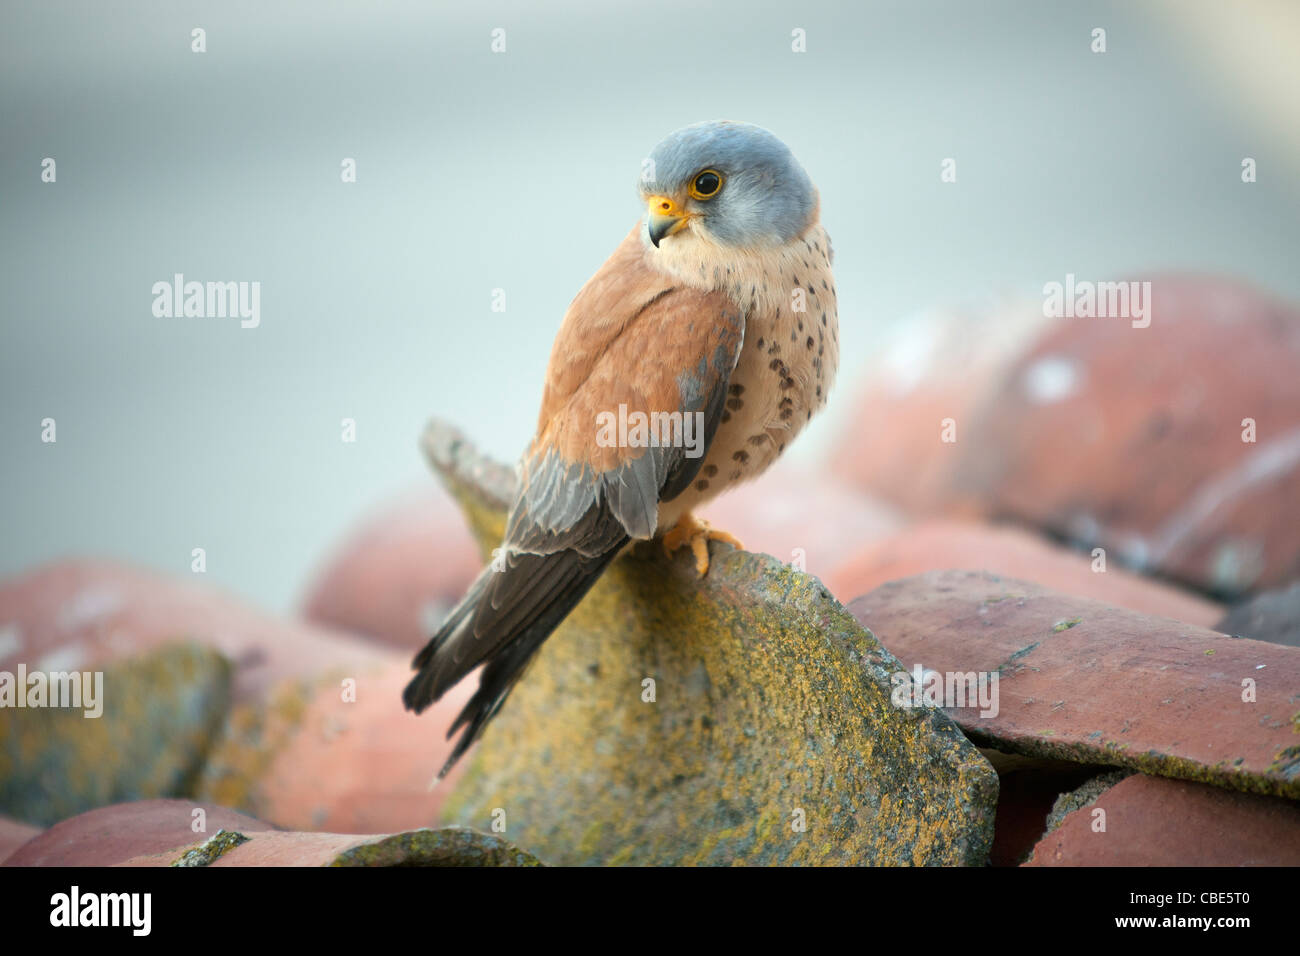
[{"x1": 404, "y1": 120, "x2": 839, "y2": 778}]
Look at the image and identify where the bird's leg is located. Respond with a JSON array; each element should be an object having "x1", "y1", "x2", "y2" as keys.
[{"x1": 661, "y1": 512, "x2": 743, "y2": 575}]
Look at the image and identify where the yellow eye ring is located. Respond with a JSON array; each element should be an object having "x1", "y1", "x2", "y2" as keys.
[{"x1": 689, "y1": 169, "x2": 724, "y2": 200}]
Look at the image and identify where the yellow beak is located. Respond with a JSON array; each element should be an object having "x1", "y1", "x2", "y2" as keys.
[{"x1": 645, "y1": 195, "x2": 691, "y2": 247}]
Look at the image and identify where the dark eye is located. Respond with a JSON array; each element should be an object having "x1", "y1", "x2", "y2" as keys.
[{"x1": 689, "y1": 169, "x2": 723, "y2": 200}]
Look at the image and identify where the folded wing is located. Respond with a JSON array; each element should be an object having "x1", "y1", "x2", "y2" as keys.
[{"x1": 403, "y1": 228, "x2": 746, "y2": 775}]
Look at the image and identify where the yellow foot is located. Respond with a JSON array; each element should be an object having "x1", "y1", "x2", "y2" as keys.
[{"x1": 661, "y1": 513, "x2": 744, "y2": 575}]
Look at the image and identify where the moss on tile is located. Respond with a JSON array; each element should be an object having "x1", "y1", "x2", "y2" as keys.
[
  {"x1": 423, "y1": 421, "x2": 999, "y2": 866},
  {"x1": 171, "y1": 828, "x2": 250, "y2": 867},
  {"x1": 0, "y1": 643, "x2": 231, "y2": 826},
  {"x1": 192, "y1": 678, "x2": 316, "y2": 816},
  {"x1": 330, "y1": 826, "x2": 543, "y2": 867}
]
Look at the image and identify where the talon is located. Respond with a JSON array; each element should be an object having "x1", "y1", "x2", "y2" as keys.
[{"x1": 662, "y1": 513, "x2": 744, "y2": 575}]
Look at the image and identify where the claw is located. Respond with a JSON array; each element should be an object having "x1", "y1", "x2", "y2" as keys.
[{"x1": 662, "y1": 513, "x2": 743, "y2": 575}]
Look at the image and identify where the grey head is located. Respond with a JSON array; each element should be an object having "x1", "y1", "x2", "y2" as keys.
[{"x1": 638, "y1": 120, "x2": 818, "y2": 249}]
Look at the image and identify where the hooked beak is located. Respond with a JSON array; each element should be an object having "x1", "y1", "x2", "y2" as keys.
[{"x1": 645, "y1": 195, "x2": 691, "y2": 247}]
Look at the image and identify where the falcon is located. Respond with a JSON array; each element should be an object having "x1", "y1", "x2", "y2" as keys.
[{"x1": 404, "y1": 120, "x2": 840, "y2": 776}]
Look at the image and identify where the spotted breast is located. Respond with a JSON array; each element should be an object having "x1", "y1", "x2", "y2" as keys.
[{"x1": 651, "y1": 221, "x2": 839, "y2": 531}]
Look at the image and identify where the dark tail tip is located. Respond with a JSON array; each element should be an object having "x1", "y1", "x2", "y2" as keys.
[{"x1": 402, "y1": 667, "x2": 440, "y2": 714}]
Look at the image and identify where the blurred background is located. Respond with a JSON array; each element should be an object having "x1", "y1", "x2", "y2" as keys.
[
  {"x1": 2, "y1": 0, "x2": 1299, "y2": 613},
  {"x1": 4, "y1": 0, "x2": 1300, "y2": 870}
]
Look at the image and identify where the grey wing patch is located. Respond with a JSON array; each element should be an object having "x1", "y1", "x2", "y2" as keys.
[
  {"x1": 507, "y1": 306, "x2": 744, "y2": 547},
  {"x1": 507, "y1": 449, "x2": 665, "y2": 546}
]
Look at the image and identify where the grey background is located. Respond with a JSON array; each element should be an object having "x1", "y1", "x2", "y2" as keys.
[{"x1": 3, "y1": 0, "x2": 1298, "y2": 612}]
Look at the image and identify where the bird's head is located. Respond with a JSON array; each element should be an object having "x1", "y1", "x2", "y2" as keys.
[{"x1": 638, "y1": 121, "x2": 817, "y2": 250}]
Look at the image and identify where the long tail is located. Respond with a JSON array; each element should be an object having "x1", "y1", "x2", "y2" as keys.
[{"x1": 403, "y1": 542, "x2": 627, "y2": 779}]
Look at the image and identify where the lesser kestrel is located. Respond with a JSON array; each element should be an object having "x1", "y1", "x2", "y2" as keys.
[{"x1": 405, "y1": 120, "x2": 839, "y2": 776}]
